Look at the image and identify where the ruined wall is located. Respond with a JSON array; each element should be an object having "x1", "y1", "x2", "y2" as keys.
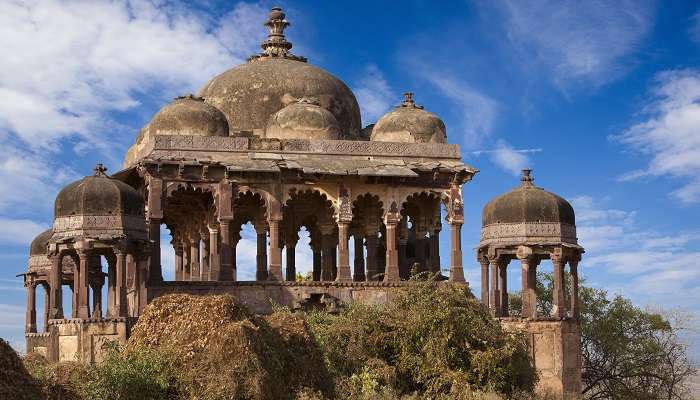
[
  {"x1": 501, "y1": 318, "x2": 582, "y2": 400},
  {"x1": 146, "y1": 281, "x2": 407, "y2": 314},
  {"x1": 27, "y1": 319, "x2": 131, "y2": 363}
]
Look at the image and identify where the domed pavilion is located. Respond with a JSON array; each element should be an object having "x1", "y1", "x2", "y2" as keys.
[{"x1": 23, "y1": 8, "x2": 581, "y2": 398}]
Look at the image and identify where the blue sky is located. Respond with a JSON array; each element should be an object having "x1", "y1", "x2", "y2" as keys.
[{"x1": 0, "y1": 0, "x2": 699, "y2": 359}]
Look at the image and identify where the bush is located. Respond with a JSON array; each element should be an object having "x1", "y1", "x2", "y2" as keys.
[
  {"x1": 307, "y1": 277, "x2": 537, "y2": 398},
  {"x1": 0, "y1": 339, "x2": 43, "y2": 400}
]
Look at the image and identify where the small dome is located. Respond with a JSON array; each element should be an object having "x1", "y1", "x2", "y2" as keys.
[
  {"x1": 265, "y1": 98, "x2": 340, "y2": 140},
  {"x1": 371, "y1": 93, "x2": 446, "y2": 143},
  {"x1": 54, "y1": 164, "x2": 144, "y2": 219},
  {"x1": 198, "y1": 8, "x2": 361, "y2": 139},
  {"x1": 482, "y1": 170, "x2": 575, "y2": 227},
  {"x1": 29, "y1": 229, "x2": 52, "y2": 256},
  {"x1": 146, "y1": 95, "x2": 229, "y2": 137}
]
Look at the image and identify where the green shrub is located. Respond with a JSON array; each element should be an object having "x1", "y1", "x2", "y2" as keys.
[
  {"x1": 84, "y1": 341, "x2": 178, "y2": 400},
  {"x1": 307, "y1": 277, "x2": 537, "y2": 398}
]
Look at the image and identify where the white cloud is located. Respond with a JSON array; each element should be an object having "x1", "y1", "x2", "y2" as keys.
[
  {"x1": 486, "y1": 0, "x2": 654, "y2": 88},
  {"x1": 572, "y1": 196, "x2": 700, "y2": 319},
  {"x1": 690, "y1": 10, "x2": 700, "y2": 45},
  {"x1": 615, "y1": 69, "x2": 700, "y2": 204},
  {"x1": 0, "y1": 217, "x2": 46, "y2": 246},
  {"x1": 487, "y1": 141, "x2": 532, "y2": 176},
  {"x1": 0, "y1": 0, "x2": 265, "y2": 151},
  {"x1": 353, "y1": 64, "x2": 395, "y2": 124}
]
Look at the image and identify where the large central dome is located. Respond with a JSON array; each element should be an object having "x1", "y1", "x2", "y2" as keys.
[{"x1": 198, "y1": 7, "x2": 361, "y2": 139}]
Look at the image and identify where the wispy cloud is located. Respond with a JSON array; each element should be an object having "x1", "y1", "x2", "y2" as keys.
[
  {"x1": 0, "y1": 217, "x2": 46, "y2": 246},
  {"x1": 353, "y1": 64, "x2": 396, "y2": 124},
  {"x1": 614, "y1": 69, "x2": 700, "y2": 204},
  {"x1": 482, "y1": 0, "x2": 655, "y2": 89},
  {"x1": 0, "y1": 0, "x2": 265, "y2": 152},
  {"x1": 572, "y1": 196, "x2": 700, "y2": 318},
  {"x1": 474, "y1": 142, "x2": 539, "y2": 176}
]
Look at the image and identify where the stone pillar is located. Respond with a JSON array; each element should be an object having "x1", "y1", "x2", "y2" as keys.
[
  {"x1": 336, "y1": 222, "x2": 352, "y2": 282},
  {"x1": 320, "y1": 226, "x2": 335, "y2": 281},
  {"x1": 201, "y1": 232, "x2": 210, "y2": 281},
  {"x1": 414, "y1": 230, "x2": 427, "y2": 273},
  {"x1": 91, "y1": 280, "x2": 103, "y2": 319},
  {"x1": 365, "y1": 230, "x2": 379, "y2": 281},
  {"x1": 331, "y1": 239, "x2": 338, "y2": 281},
  {"x1": 72, "y1": 257, "x2": 79, "y2": 318},
  {"x1": 77, "y1": 252, "x2": 90, "y2": 319},
  {"x1": 219, "y1": 221, "x2": 233, "y2": 281},
  {"x1": 311, "y1": 239, "x2": 322, "y2": 281},
  {"x1": 498, "y1": 261, "x2": 508, "y2": 317},
  {"x1": 479, "y1": 258, "x2": 489, "y2": 305},
  {"x1": 115, "y1": 251, "x2": 128, "y2": 317},
  {"x1": 429, "y1": 228, "x2": 441, "y2": 275},
  {"x1": 181, "y1": 242, "x2": 190, "y2": 281},
  {"x1": 49, "y1": 255, "x2": 63, "y2": 319},
  {"x1": 352, "y1": 232, "x2": 366, "y2": 282},
  {"x1": 25, "y1": 283, "x2": 36, "y2": 333},
  {"x1": 398, "y1": 221, "x2": 409, "y2": 279},
  {"x1": 285, "y1": 239, "x2": 297, "y2": 281},
  {"x1": 552, "y1": 253, "x2": 566, "y2": 319},
  {"x1": 106, "y1": 255, "x2": 116, "y2": 317},
  {"x1": 231, "y1": 231, "x2": 240, "y2": 281},
  {"x1": 519, "y1": 255, "x2": 537, "y2": 320},
  {"x1": 449, "y1": 222, "x2": 465, "y2": 282},
  {"x1": 489, "y1": 258, "x2": 500, "y2": 316},
  {"x1": 148, "y1": 218, "x2": 162, "y2": 283},
  {"x1": 208, "y1": 227, "x2": 220, "y2": 281},
  {"x1": 42, "y1": 285, "x2": 49, "y2": 332},
  {"x1": 383, "y1": 219, "x2": 400, "y2": 282},
  {"x1": 126, "y1": 253, "x2": 137, "y2": 317},
  {"x1": 190, "y1": 239, "x2": 200, "y2": 281},
  {"x1": 570, "y1": 259, "x2": 580, "y2": 319},
  {"x1": 255, "y1": 225, "x2": 268, "y2": 281},
  {"x1": 268, "y1": 219, "x2": 283, "y2": 280},
  {"x1": 174, "y1": 243, "x2": 183, "y2": 281}
]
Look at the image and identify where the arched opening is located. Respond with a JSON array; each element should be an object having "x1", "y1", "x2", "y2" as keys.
[
  {"x1": 351, "y1": 194, "x2": 384, "y2": 281},
  {"x1": 401, "y1": 192, "x2": 442, "y2": 279}
]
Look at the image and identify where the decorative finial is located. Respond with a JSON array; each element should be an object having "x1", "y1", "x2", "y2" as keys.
[
  {"x1": 399, "y1": 92, "x2": 424, "y2": 109},
  {"x1": 521, "y1": 169, "x2": 534, "y2": 186},
  {"x1": 175, "y1": 93, "x2": 203, "y2": 101},
  {"x1": 249, "y1": 7, "x2": 307, "y2": 62},
  {"x1": 94, "y1": 163, "x2": 108, "y2": 177}
]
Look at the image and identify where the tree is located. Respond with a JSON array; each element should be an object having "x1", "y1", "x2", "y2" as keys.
[{"x1": 510, "y1": 273, "x2": 697, "y2": 399}]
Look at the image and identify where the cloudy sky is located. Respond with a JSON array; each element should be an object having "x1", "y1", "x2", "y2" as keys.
[{"x1": 0, "y1": 0, "x2": 699, "y2": 358}]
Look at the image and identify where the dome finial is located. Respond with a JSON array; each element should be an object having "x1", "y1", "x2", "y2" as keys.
[
  {"x1": 399, "y1": 92, "x2": 423, "y2": 109},
  {"x1": 249, "y1": 7, "x2": 307, "y2": 62},
  {"x1": 521, "y1": 169, "x2": 534, "y2": 186},
  {"x1": 93, "y1": 163, "x2": 108, "y2": 177}
]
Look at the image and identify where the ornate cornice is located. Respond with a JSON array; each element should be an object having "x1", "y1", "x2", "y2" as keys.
[{"x1": 480, "y1": 222, "x2": 578, "y2": 246}]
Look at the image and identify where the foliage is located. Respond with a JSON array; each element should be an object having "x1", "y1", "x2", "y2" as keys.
[
  {"x1": 509, "y1": 272, "x2": 698, "y2": 399},
  {"x1": 84, "y1": 341, "x2": 177, "y2": 400},
  {"x1": 1, "y1": 339, "x2": 43, "y2": 400},
  {"x1": 296, "y1": 270, "x2": 314, "y2": 281},
  {"x1": 307, "y1": 277, "x2": 537, "y2": 398}
]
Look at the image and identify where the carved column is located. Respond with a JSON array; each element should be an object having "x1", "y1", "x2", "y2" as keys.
[
  {"x1": 336, "y1": 222, "x2": 352, "y2": 282},
  {"x1": 106, "y1": 254, "x2": 116, "y2": 317},
  {"x1": 48, "y1": 254, "x2": 63, "y2": 319},
  {"x1": 91, "y1": 279, "x2": 103, "y2": 319},
  {"x1": 76, "y1": 251, "x2": 90, "y2": 319},
  {"x1": 218, "y1": 221, "x2": 232, "y2": 281},
  {"x1": 254, "y1": 225, "x2": 267, "y2": 281},
  {"x1": 174, "y1": 241, "x2": 183, "y2": 281},
  {"x1": 146, "y1": 176, "x2": 163, "y2": 283},
  {"x1": 231, "y1": 230, "x2": 240, "y2": 281},
  {"x1": 320, "y1": 225, "x2": 335, "y2": 281},
  {"x1": 570, "y1": 259, "x2": 580, "y2": 319},
  {"x1": 552, "y1": 252, "x2": 566, "y2": 319},
  {"x1": 208, "y1": 227, "x2": 220, "y2": 281},
  {"x1": 25, "y1": 283, "x2": 37, "y2": 333},
  {"x1": 201, "y1": 232, "x2": 210, "y2": 281},
  {"x1": 429, "y1": 227, "x2": 441, "y2": 275},
  {"x1": 42, "y1": 285, "x2": 49, "y2": 332},
  {"x1": 181, "y1": 242, "x2": 190, "y2": 281},
  {"x1": 498, "y1": 260, "x2": 508, "y2": 317},
  {"x1": 190, "y1": 238, "x2": 200, "y2": 281},
  {"x1": 398, "y1": 220, "x2": 409, "y2": 279},
  {"x1": 352, "y1": 231, "x2": 366, "y2": 282},
  {"x1": 448, "y1": 222, "x2": 465, "y2": 282},
  {"x1": 365, "y1": 226, "x2": 379, "y2": 281},
  {"x1": 115, "y1": 251, "x2": 128, "y2": 317},
  {"x1": 384, "y1": 206, "x2": 400, "y2": 282},
  {"x1": 285, "y1": 237, "x2": 298, "y2": 281},
  {"x1": 268, "y1": 219, "x2": 283, "y2": 280},
  {"x1": 489, "y1": 257, "x2": 500, "y2": 316},
  {"x1": 311, "y1": 232, "x2": 322, "y2": 281},
  {"x1": 479, "y1": 257, "x2": 489, "y2": 305}
]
